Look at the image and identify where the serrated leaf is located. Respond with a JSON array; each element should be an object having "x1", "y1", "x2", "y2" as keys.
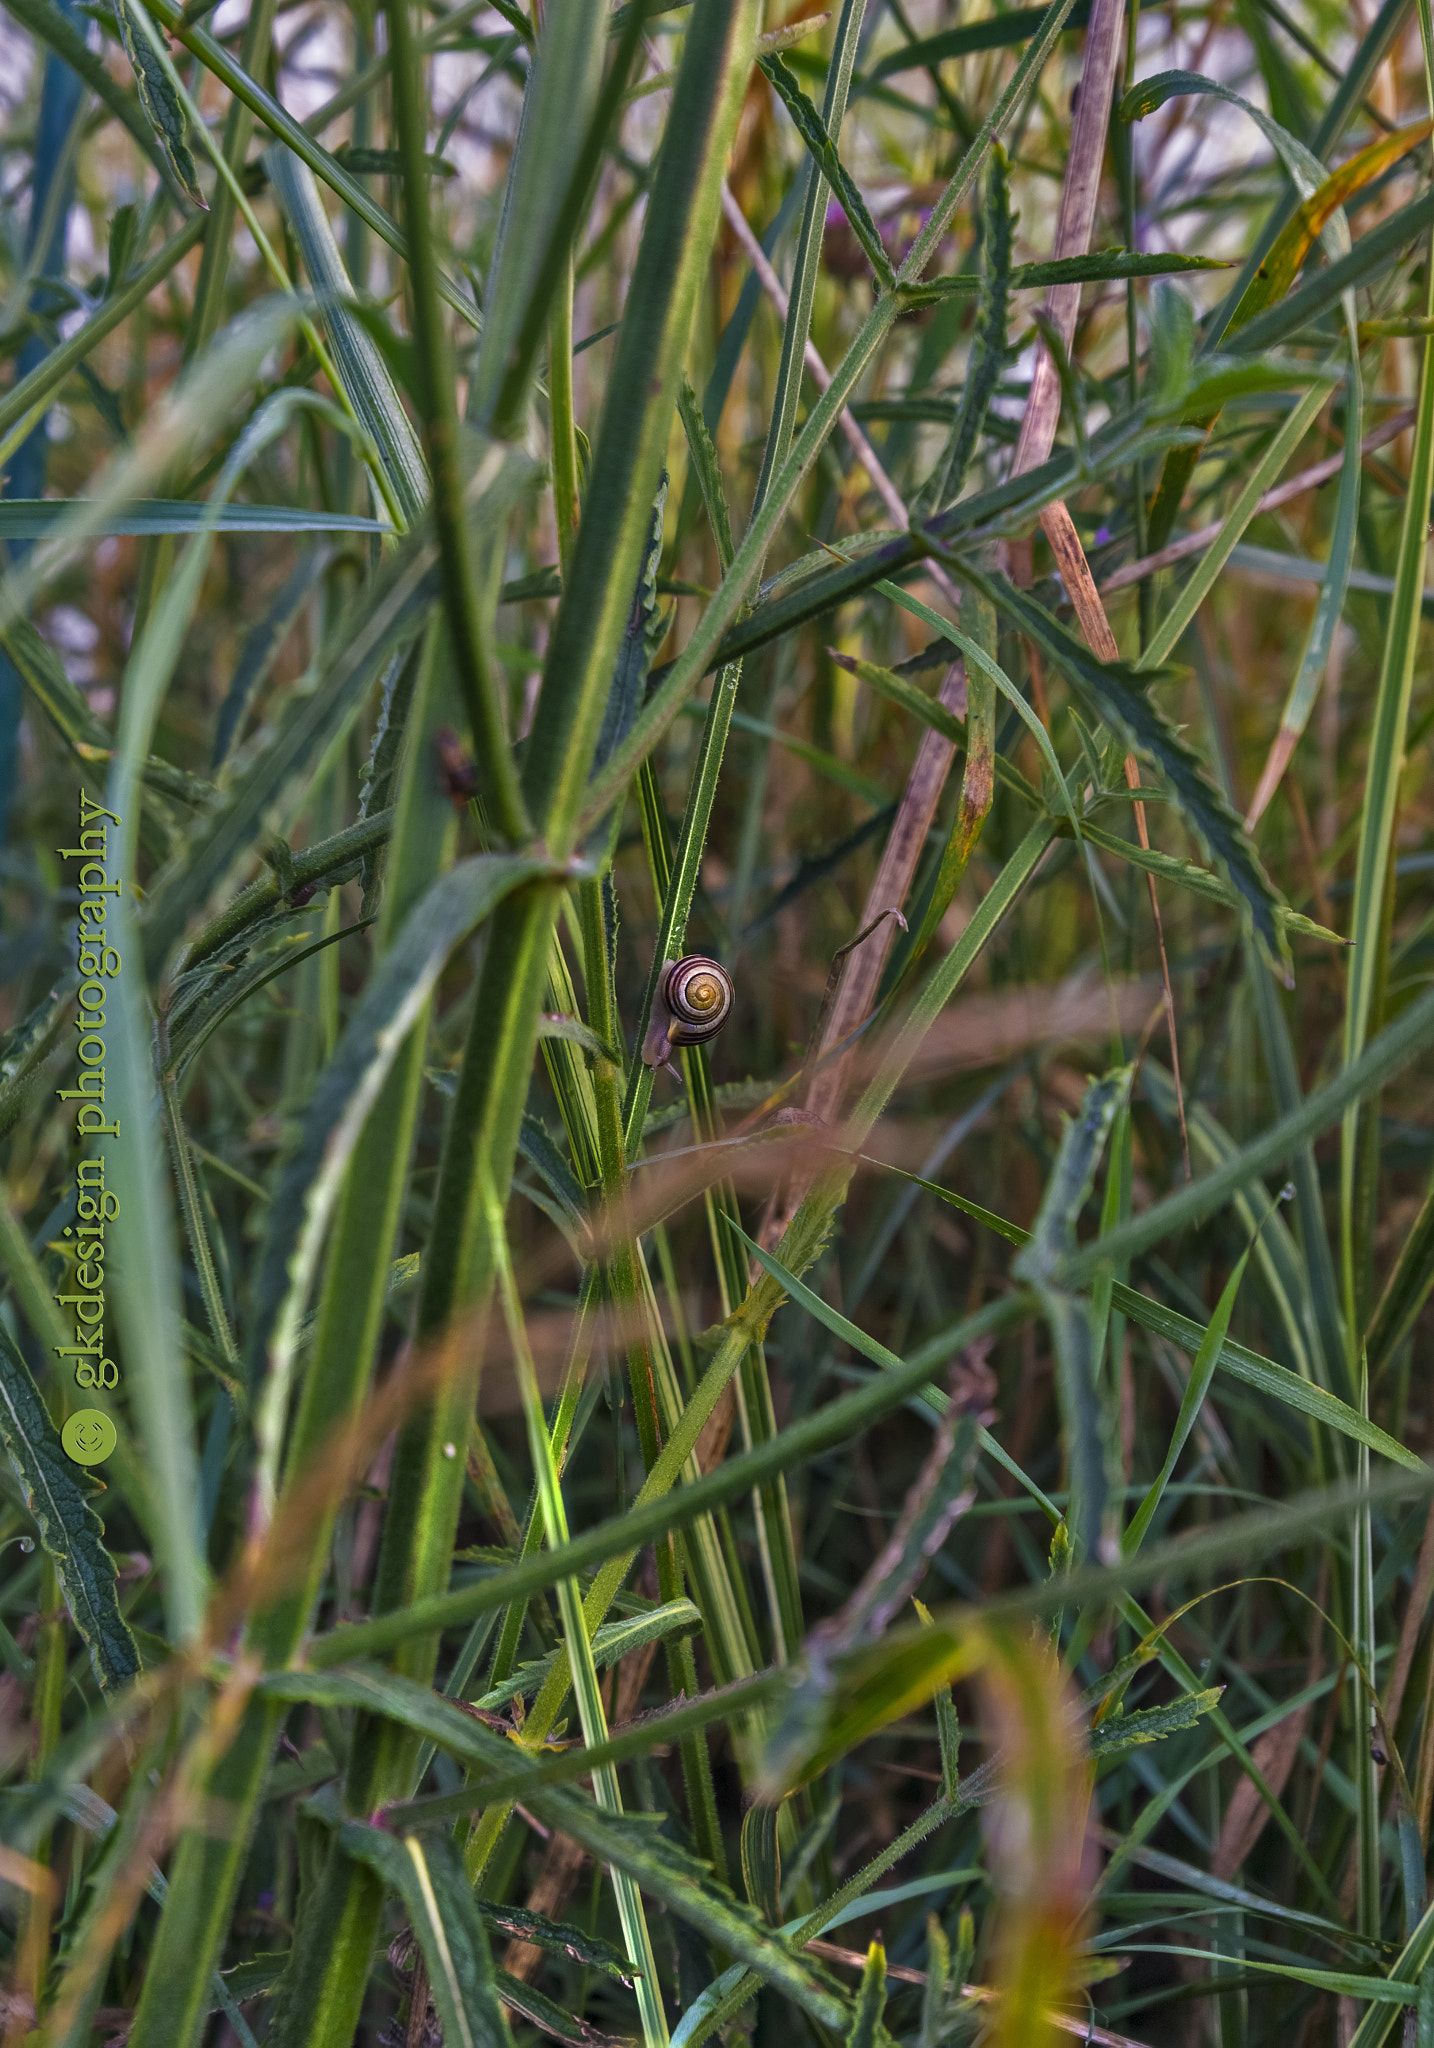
[
  {"x1": 471, "y1": 1598, "x2": 702, "y2": 1714},
  {"x1": 845, "y1": 1943, "x2": 887, "y2": 2048},
  {"x1": 759, "y1": 52, "x2": 895, "y2": 289},
  {"x1": 339, "y1": 1823, "x2": 513, "y2": 2048},
  {"x1": 1014, "y1": 1067, "x2": 1132, "y2": 1562},
  {"x1": 959, "y1": 563, "x2": 1288, "y2": 970},
  {"x1": 1078, "y1": 822, "x2": 1342, "y2": 945},
  {"x1": 1088, "y1": 1686, "x2": 1223, "y2": 1757},
  {"x1": 263, "y1": 1662, "x2": 854, "y2": 2029},
  {"x1": 903, "y1": 247, "x2": 1228, "y2": 305},
  {"x1": 495, "y1": 1968, "x2": 635, "y2": 2048},
  {"x1": 113, "y1": 0, "x2": 208, "y2": 209},
  {"x1": 0, "y1": 1319, "x2": 141, "y2": 1694},
  {"x1": 677, "y1": 372, "x2": 734, "y2": 570},
  {"x1": 472, "y1": 1901, "x2": 634, "y2": 1985}
]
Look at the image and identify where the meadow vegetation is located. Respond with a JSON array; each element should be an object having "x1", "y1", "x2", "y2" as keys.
[{"x1": 2, "y1": 0, "x2": 1434, "y2": 2042}]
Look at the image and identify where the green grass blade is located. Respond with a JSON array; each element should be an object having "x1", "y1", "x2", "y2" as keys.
[
  {"x1": 1136, "y1": 376, "x2": 1334, "y2": 670},
  {"x1": 491, "y1": 1174, "x2": 669, "y2": 2048},
  {"x1": 247, "y1": 850, "x2": 564, "y2": 1521},
  {"x1": 1341, "y1": 308, "x2": 1434, "y2": 1332},
  {"x1": 139, "y1": 442, "x2": 532, "y2": 976},
  {"x1": 134, "y1": 0, "x2": 480, "y2": 327},
  {"x1": 265, "y1": 147, "x2": 429, "y2": 528},
  {"x1": 1122, "y1": 1241, "x2": 1254, "y2": 1555},
  {"x1": 338, "y1": 1824, "x2": 514, "y2": 2048},
  {"x1": 1247, "y1": 336, "x2": 1363, "y2": 826},
  {"x1": 748, "y1": 0, "x2": 867, "y2": 530},
  {"x1": 384, "y1": 0, "x2": 529, "y2": 840},
  {"x1": 520, "y1": 0, "x2": 761, "y2": 845},
  {"x1": 1366, "y1": 1164, "x2": 1434, "y2": 1374},
  {"x1": 466, "y1": 0, "x2": 614, "y2": 431}
]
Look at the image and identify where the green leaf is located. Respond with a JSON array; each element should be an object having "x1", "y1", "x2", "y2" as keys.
[
  {"x1": 872, "y1": 1162, "x2": 1422, "y2": 1470},
  {"x1": 1015, "y1": 1067, "x2": 1133, "y2": 1560},
  {"x1": 1077, "y1": 821, "x2": 1341, "y2": 945},
  {"x1": 265, "y1": 147, "x2": 429, "y2": 528},
  {"x1": 1366, "y1": 1166, "x2": 1434, "y2": 1375},
  {"x1": 140, "y1": 439, "x2": 533, "y2": 977},
  {"x1": 113, "y1": 0, "x2": 208, "y2": 208},
  {"x1": 247, "y1": 850, "x2": 566, "y2": 1519},
  {"x1": 339, "y1": 1824, "x2": 514, "y2": 2048},
  {"x1": 759, "y1": 53, "x2": 895, "y2": 289},
  {"x1": 2, "y1": 0, "x2": 180, "y2": 192},
  {"x1": 471, "y1": 1598, "x2": 703, "y2": 1712},
  {"x1": 471, "y1": 1903, "x2": 634, "y2": 1985},
  {"x1": 863, "y1": 0, "x2": 1090, "y2": 83},
  {"x1": 586, "y1": 470, "x2": 670, "y2": 853},
  {"x1": 0, "y1": 501, "x2": 391, "y2": 540},
  {"x1": 1121, "y1": 1239, "x2": 1255, "y2": 1556},
  {"x1": 1230, "y1": 185, "x2": 1434, "y2": 356},
  {"x1": 915, "y1": 1602, "x2": 962, "y2": 1801},
  {"x1": 903, "y1": 247, "x2": 1229, "y2": 304},
  {"x1": 911, "y1": 146, "x2": 1011, "y2": 519},
  {"x1": 677, "y1": 372, "x2": 735, "y2": 571},
  {"x1": 495, "y1": 1969, "x2": 635, "y2": 2048},
  {"x1": 918, "y1": 1914, "x2": 950, "y2": 2048},
  {"x1": 844, "y1": 1942, "x2": 887, "y2": 2048},
  {"x1": 1088, "y1": 1687, "x2": 1224, "y2": 1756},
  {"x1": 1119, "y1": 70, "x2": 1327, "y2": 197},
  {"x1": 0, "y1": 1319, "x2": 141, "y2": 1694},
  {"x1": 741, "y1": 1803, "x2": 782, "y2": 1925},
  {"x1": 957, "y1": 562, "x2": 1288, "y2": 970}
]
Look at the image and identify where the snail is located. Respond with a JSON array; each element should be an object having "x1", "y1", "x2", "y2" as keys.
[{"x1": 641, "y1": 955, "x2": 734, "y2": 1076}]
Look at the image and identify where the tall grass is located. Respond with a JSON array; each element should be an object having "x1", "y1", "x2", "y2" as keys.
[{"x1": 1, "y1": 0, "x2": 1434, "y2": 2043}]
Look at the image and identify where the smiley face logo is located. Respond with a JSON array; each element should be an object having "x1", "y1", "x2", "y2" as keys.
[{"x1": 62, "y1": 1408, "x2": 117, "y2": 1466}]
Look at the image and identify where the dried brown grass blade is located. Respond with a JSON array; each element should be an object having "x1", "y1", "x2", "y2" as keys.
[{"x1": 1009, "y1": 0, "x2": 1129, "y2": 478}]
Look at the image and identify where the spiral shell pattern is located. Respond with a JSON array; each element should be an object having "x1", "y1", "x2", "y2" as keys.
[{"x1": 660, "y1": 955, "x2": 734, "y2": 1047}]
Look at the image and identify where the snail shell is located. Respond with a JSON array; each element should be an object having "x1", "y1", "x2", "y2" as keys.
[{"x1": 641, "y1": 955, "x2": 734, "y2": 1071}]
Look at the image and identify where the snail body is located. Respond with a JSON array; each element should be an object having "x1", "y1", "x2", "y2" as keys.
[{"x1": 641, "y1": 955, "x2": 734, "y2": 1073}]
